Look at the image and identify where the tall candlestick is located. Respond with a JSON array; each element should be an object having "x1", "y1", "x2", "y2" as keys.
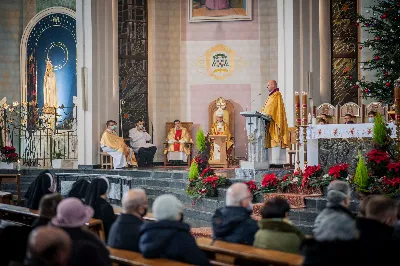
[
  {"x1": 295, "y1": 92, "x2": 301, "y2": 126},
  {"x1": 302, "y1": 92, "x2": 308, "y2": 125}
]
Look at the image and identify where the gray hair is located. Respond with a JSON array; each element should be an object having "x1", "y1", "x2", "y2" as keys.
[
  {"x1": 152, "y1": 194, "x2": 183, "y2": 221},
  {"x1": 327, "y1": 180, "x2": 351, "y2": 204},
  {"x1": 226, "y1": 183, "x2": 249, "y2": 206},
  {"x1": 122, "y1": 188, "x2": 146, "y2": 213}
]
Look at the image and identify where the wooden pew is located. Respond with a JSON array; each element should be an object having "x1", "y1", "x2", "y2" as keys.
[
  {"x1": 108, "y1": 247, "x2": 190, "y2": 266},
  {"x1": 0, "y1": 203, "x2": 105, "y2": 241},
  {"x1": 196, "y1": 238, "x2": 304, "y2": 266},
  {"x1": 0, "y1": 173, "x2": 21, "y2": 204}
]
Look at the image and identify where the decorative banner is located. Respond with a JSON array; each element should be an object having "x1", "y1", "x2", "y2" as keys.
[{"x1": 192, "y1": 44, "x2": 248, "y2": 80}]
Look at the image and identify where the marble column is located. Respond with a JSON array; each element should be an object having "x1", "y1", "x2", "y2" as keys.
[{"x1": 76, "y1": 0, "x2": 119, "y2": 167}]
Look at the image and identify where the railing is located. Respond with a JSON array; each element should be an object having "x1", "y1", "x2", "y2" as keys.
[{"x1": 0, "y1": 101, "x2": 77, "y2": 167}]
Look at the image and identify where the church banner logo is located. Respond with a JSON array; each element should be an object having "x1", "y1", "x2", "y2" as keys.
[{"x1": 192, "y1": 44, "x2": 248, "y2": 80}]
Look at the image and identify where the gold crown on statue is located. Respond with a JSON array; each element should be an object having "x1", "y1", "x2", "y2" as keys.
[{"x1": 216, "y1": 108, "x2": 224, "y2": 117}]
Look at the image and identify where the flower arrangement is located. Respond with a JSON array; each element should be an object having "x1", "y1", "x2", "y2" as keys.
[
  {"x1": 186, "y1": 128, "x2": 228, "y2": 201},
  {"x1": 258, "y1": 173, "x2": 279, "y2": 193},
  {"x1": 244, "y1": 180, "x2": 258, "y2": 194},
  {"x1": 1, "y1": 146, "x2": 19, "y2": 163}
]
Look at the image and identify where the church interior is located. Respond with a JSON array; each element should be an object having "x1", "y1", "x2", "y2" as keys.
[{"x1": 1, "y1": 0, "x2": 400, "y2": 265}]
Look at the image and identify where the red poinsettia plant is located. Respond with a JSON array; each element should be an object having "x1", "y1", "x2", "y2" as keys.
[
  {"x1": 259, "y1": 173, "x2": 278, "y2": 193},
  {"x1": 1, "y1": 146, "x2": 19, "y2": 163},
  {"x1": 366, "y1": 149, "x2": 390, "y2": 176},
  {"x1": 301, "y1": 165, "x2": 323, "y2": 187},
  {"x1": 328, "y1": 163, "x2": 349, "y2": 179},
  {"x1": 244, "y1": 180, "x2": 258, "y2": 194}
]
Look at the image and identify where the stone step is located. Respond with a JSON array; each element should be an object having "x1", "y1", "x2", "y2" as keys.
[
  {"x1": 304, "y1": 197, "x2": 360, "y2": 213},
  {"x1": 292, "y1": 221, "x2": 314, "y2": 235}
]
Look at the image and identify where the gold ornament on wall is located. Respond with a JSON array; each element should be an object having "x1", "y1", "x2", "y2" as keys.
[{"x1": 192, "y1": 44, "x2": 248, "y2": 80}]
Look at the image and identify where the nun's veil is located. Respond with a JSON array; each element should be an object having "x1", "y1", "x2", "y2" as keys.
[
  {"x1": 84, "y1": 177, "x2": 109, "y2": 208},
  {"x1": 68, "y1": 178, "x2": 90, "y2": 200},
  {"x1": 24, "y1": 170, "x2": 54, "y2": 210}
]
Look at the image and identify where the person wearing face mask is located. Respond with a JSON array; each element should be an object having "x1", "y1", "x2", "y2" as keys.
[
  {"x1": 212, "y1": 183, "x2": 258, "y2": 245},
  {"x1": 100, "y1": 120, "x2": 137, "y2": 169},
  {"x1": 129, "y1": 119, "x2": 157, "y2": 167},
  {"x1": 139, "y1": 194, "x2": 211, "y2": 266},
  {"x1": 253, "y1": 197, "x2": 304, "y2": 254},
  {"x1": 108, "y1": 189, "x2": 148, "y2": 252},
  {"x1": 367, "y1": 110, "x2": 377, "y2": 123},
  {"x1": 165, "y1": 120, "x2": 192, "y2": 164}
]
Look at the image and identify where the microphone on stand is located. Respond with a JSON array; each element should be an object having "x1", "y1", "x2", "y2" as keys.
[
  {"x1": 119, "y1": 99, "x2": 125, "y2": 136},
  {"x1": 245, "y1": 93, "x2": 262, "y2": 111}
]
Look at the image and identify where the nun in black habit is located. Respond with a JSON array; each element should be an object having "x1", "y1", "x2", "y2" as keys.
[
  {"x1": 84, "y1": 177, "x2": 115, "y2": 240},
  {"x1": 24, "y1": 170, "x2": 56, "y2": 210},
  {"x1": 68, "y1": 178, "x2": 90, "y2": 202}
]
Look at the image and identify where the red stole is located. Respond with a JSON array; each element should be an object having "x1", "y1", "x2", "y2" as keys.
[{"x1": 174, "y1": 129, "x2": 182, "y2": 151}]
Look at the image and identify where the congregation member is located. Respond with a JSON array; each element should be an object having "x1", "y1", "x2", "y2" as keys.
[
  {"x1": 212, "y1": 183, "x2": 258, "y2": 245},
  {"x1": 25, "y1": 170, "x2": 57, "y2": 210},
  {"x1": 253, "y1": 197, "x2": 304, "y2": 254},
  {"x1": 32, "y1": 193, "x2": 63, "y2": 229},
  {"x1": 344, "y1": 113, "x2": 355, "y2": 124},
  {"x1": 52, "y1": 198, "x2": 111, "y2": 266},
  {"x1": 165, "y1": 119, "x2": 192, "y2": 163},
  {"x1": 67, "y1": 178, "x2": 90, "y2": 202},
  {"x1": 129, "y1": 119, "x2": 157, "y2": 167},
  {"x1": 356, "y1": 195, "x2": 399, "y2": 266},
  {"x1": 320, "y1": 114, "x2": 330, "y2": 124},
  {"x1": 108, "y1": 189, "x2": 148, "y2": 252},
  {"x1": 139, "y1": 194, "x2": 210, "y2": 266},
  {"x1": 317, "y1": 118, "x2": 327, "y2": 125},
  {"x1": 100, "y1": 120, "x2": 137, "y2": 169},
  {"x1": 84, "y1": 177, "x2": 115, "y2": 240},
  {"x1": 358, "y1": 195, "x2": 372, "y2": 217},
  {"x1": 301, "y1": 181, "x2": 359, "y2": 266},
  {"x1": 26, "y1": 227, "x2": 71, "y2": 266},
  {"x1": 393, "y1": 202, "x2": 400, "y2": 241},
  {"x1": 367, "y1": 110, "x2": 377, "y2": 123},
  {"x1": 261, "y1": 80, "x2": 289, "y2": 165}
]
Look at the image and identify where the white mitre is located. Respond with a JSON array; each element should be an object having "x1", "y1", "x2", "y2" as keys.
[{"x1": 216, "y1": 108, "x2": 224, "y2": 118}]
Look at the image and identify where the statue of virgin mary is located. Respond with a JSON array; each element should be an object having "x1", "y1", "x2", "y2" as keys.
[{"x1": 43, "y1": 60, "x2": 58, "y2": 113}]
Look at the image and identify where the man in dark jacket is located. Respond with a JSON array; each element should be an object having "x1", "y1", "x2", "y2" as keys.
[
  {"x1": 212, "y1": 183, "x2": 258, "y2": 245},
  {"x1": 139, "y1": 194, "x2": 210, "y2": 266},
  {"x1": 356, "y1": 195, "x2": 399, "y2": 266},
  {"x1": 108, "y1": 189, "x2": 148, "y2": 252}
]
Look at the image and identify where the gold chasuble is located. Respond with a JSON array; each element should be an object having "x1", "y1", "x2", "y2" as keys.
[
  {"x1": 261, "y1": 89, "x2": 289, "y2": 149},
  {"x1": 100, "y1": 130, "x2": 137, "y2": 166},
  {"x1": 165, "y1": 127, "x2": 191, "y2": 155},
  {"x1": 210, "y1": 121, "x2": 234, "y2": 150}
]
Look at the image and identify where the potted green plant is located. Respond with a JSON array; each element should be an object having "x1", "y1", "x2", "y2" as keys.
[{"x1": 52, "y1": 150, "x2": 65, "y2": 169}]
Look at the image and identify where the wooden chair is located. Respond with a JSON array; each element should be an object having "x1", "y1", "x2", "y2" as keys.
[
  {"x1": 108, "y1": 247, "x2": 190, "y2": 266},
  {"x1": 196, "y1": 238, "x2": 304, "y2": 266},
  {"x1": 339, "y1": 102, "x2": 361, "y2": 124},
  {"x1": 315, "y1": 103, "x2": 337, "y2": 124},
  {"x1": 0, "y1": 203, "x2": 105, "y2": 241},
  {"x1": 100, "y1": 152, "x2": 113, "y2": 169},
  {"x1": 0, "y1": 174, "x2": 21, "y2": 204},
  {"x1": 287, "y1": 127, "x2": 297, "y2": 167},
  {"x1": 164, "y1": 122, "x2": 193, "y2": 167},
  {"x1": 0, "y1": 191, "x2": 13, "y2": 204},
  {"x1": 208, "y1": 97, "x2": 235, "y2": 167},
  {"x1": 363, "y1": 102, "x2": 387, "y2": 122}
]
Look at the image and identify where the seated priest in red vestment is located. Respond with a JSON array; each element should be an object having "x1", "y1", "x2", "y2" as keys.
[{"x1": 164, "y1": 120, "x2": 192, "y2": 163}]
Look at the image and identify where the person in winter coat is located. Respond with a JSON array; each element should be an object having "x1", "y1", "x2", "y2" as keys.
[
  {"x1": 253, "y1": 197, "x2": 304, "y2": 254},
  {"x1": 212, "y1": 183, "x2": 258, "y2": 245},
  {"x1": 32, "y1": 193, "x2": 63, "y2": 229},
  {"x1": 139, "y1": 194, "x2": 210, "y2": 266},
  {"x1": 301, "y1": 181, "x2": 360, "y2": 266},
  {"x1": 84, "y1": 177, "x2": 115, "y2": 240}
]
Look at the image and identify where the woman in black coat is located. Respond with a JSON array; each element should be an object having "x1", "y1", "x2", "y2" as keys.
[
  {"x1": 24, "y1": 170, "x2": 56, "y2": 210},
  {"x1": 84, "y1": 177, "x2": 115, "y2": 240}
]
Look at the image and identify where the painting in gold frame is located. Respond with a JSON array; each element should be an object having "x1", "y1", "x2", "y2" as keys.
[{"x1": 189, "y1": 0, "x2": 252, "y2": 23}]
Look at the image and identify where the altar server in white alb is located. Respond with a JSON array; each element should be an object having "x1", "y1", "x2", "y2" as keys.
[
  {"x1": 100, "y1": 120, "x2": 137, "y2": 169},
  {"x1": 129, "y1": 119, "x2": 157, "y2": 167}
]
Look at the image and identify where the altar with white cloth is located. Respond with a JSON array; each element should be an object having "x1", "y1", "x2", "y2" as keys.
[{"x1": 301, "y1": 123, "x2": 396, "y2": 169}]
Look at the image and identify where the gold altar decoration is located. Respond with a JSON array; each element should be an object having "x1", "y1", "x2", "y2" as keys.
[
  {"x1": 301, "y1": 92, "x2": 308, "y2": 168},
  {"x1": 295, "y1": 92, "x2": 301, "y2": 169},
  {"x1": 192, "y1": 44, "x2": 248, "y2": 80}
]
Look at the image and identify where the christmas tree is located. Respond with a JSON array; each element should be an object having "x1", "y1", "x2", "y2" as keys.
[{"x1": 352, "y1": 0, "x2": 400, "y2": 103}]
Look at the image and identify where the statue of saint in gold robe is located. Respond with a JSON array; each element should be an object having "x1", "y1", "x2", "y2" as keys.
[
  {"x1": 100, "y1": 129, "x2": 137, "y2": 168},
  {"x1": 210, "y1": 120, "x2": 234, "y2": 160},
  {"x1": 261, "y1": 86, "x2": 289, "y2": 149},
  {"x1": 164, "y1": 124, "x2": 192, "y2": 162},
  {"x1": 43, "y1": 60, "x2": 58, "y2": 113}
]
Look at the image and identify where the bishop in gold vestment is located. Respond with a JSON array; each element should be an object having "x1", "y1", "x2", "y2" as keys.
[
  {"x1": 100, "y1": 121, "x2": 137, "y2": 169},
  {"x1": 210, "y1": 108, "x2": 234, "y2": 160},
  {"x1": 261, "y1": 80, "x2": 289, "y2": 149},
  {"x1": 164, "y1": 120, "x2": 192, "y2": 162}
]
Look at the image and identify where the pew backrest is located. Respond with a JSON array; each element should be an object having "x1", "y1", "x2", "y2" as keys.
[
  {"x1": 196, "y1": 238, "x2": 304, "y2": 266},
  {"x1": 0, "y1": 174, "x2": 21, "y2": 204},
  {"x1": 108, "y1": 247, "x2": 190, "y2": 266}
]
